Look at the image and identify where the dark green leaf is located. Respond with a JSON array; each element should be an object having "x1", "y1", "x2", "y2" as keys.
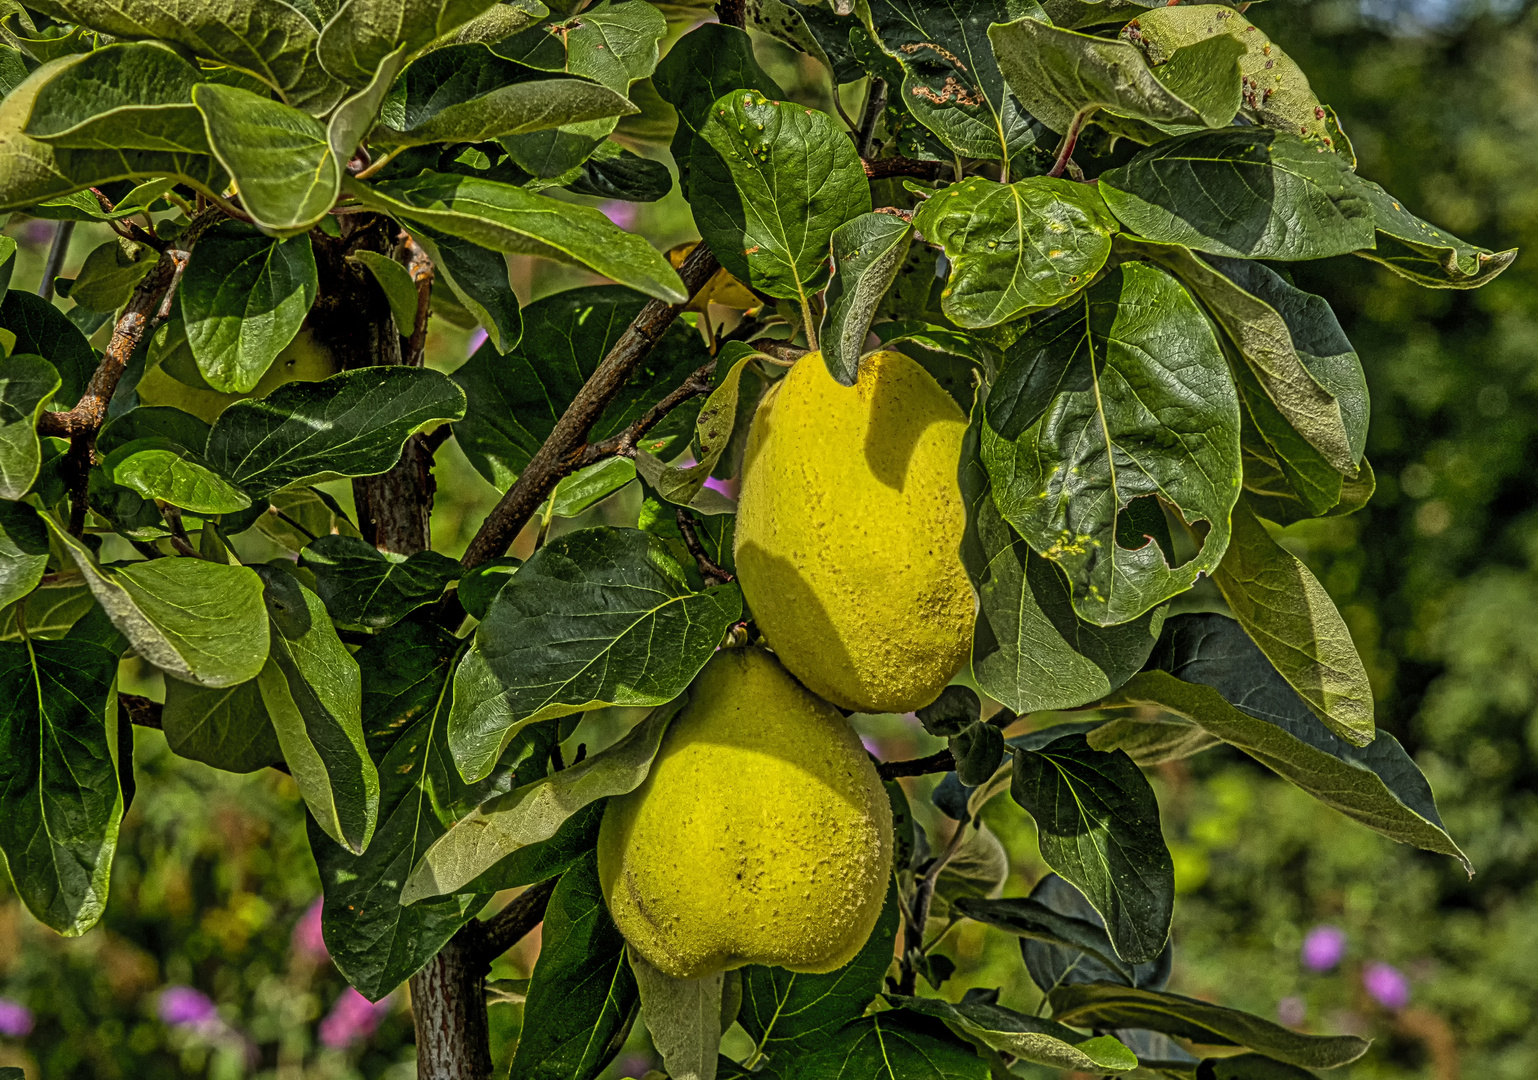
[
  {"x1": 546, "y1": 457, "x2": 637, "y2": 519},
  {"x1": 255, "y1": 565, "x2": 379, "y2": 854},
  {"x1": 1087, "y1": 714, "x2": 1220, "y2": 765},
  {"x1": 329, "y1": 46, "x2": 411, "y2": 166},
  {"x1": 31, "y1": 176, "x2": 178, "y2": 223},
  {"x1": 915, "y1": 685, "x2": 981, "y2": 738},
  {"x1": 0, "y1": 501, "x2": 49, "y2": 610},
  {"x1": 864, "y1": 0, "x2": 1046, "y2": 164},
  {"x1": 1011, "y1": 732, "x2": 1173, "y2": 963},
  {"x1": 451, "y1": 285, "x2": 707, "y2": 488},
  {"x1": 691, "y1": 89, "x2": 871, "y2": 305},
  {"x1": 821, "y1": 213, "x2": 914, "y2": 385},
  {"x1": 456, "y1": 557, "x2": 520, "y2": 622},
  {"x1": 1211, "y1": 499, "x2": 1373, "y2": 746},
  {"x1": 1200, "y1": 1053, "x2": 1322, "y2": 1080},
  {"x1": 23, "y1": 42, "x2": 207, "y2": 153},
  {"x1": 493, "y1": 0, "x2": 666, "y2": 96},
  {"x1": 913, "y1": 175, "x2": 1119, "y2": 329},
  {"x1": 652, "y1": 23, "x2": 785, "y2": 186},
  {"x1": 49, "y1": 522, "x2": 271, "y2": 688},
  {"x1": 409, "y1": 698, "x2": 678, "y2": 898},
  {"x1": 408, "y1": 226, "x2": 521, "y2": 351},
  {"x1": 193, "y1": 83, "x2": 341, "y2": 235},
  {"x1": 301, "y1": 534, "x2": 462, "y2": 628},
  {"x1": 317, "y1": 0, "x2": 501, "y2": 86},
  {"x1": 65, "y1": 238, "x2": 158, "y2": 312},
  {"x1": 204, "y1": 366, "x2": 467, "y2": 498},
  {"x1": 162, "y1": 678, "x2": 284, "y2": 772},
  {"x1": 1104, "y1": 612, "x2": 1471, "y2": 872},
  {"x1": 632, "y1": 348, "x2": 753, "y2": 511},
  {"x1": 889, "y1": 992, "x2": 1137, "y2": 1073},
  {"x1": 773, "y1": 1009, "x2": 990, "y2": 1080},
  {"x1": 739, "y1": 882, "x2": 899, "y2": 1062},
  {"x1": 1352, "y1": 177, "x2": 1517, "y2": 288},
  {"x1": 0, "y1": 639, "x2": 121, "y2": 936},
  {"x1": 344, "y1": 171, "x2": 685, "y2": 301},
  {"x1": 0, "y1": 235, "x2": 15, "y2": 294},
  {"x1": 748, "y1": 0, "x2": 862, "y2": 85},
  {"x1": 0, "y1": 353, "x2": 62, "y2": 500},
  {"x1": 953, "y1": 722, "x2": 1005, "y2": 786},
  {"x1": 0, "y1": 579, "x2": 94, "y2": 641},
  {"x1": 566, "y1": 143, "x2": 673, "y2": 202},
  {"x1": 179, "y1": 221, "x2": 319, "y2": 393},
  {"x1": 103, "y1": 438, "x2": 253, "y2": 514},
  {"x1": 509, "y1": 850, "x2": 639, "y2": 1080},
  {"x1": 0, "y1": 289, "x2": 93, "y2": 407},
  {"x1": 981, "y1": 262, "x2": 1240, "y2": 626},
  {"x1": 1048, "y1": 983, "x2": 1368, "y2": 1070},
  {"x1": 350, "y1": 248, "x2": 421, "y2": 336},
  {"x1": 1099, "y1": 129, "x2": 1376, "y2": 260},
  {"x1": 25, "y1": 0, "x2": 343, "y2": 112}
]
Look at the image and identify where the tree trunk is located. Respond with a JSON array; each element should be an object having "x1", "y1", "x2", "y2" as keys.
[{"x1": 408, "y1": 927, "x2": 493, "y2": 1080}]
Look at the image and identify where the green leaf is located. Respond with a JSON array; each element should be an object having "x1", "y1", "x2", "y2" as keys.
[
  {"x1": 318, "y1": 0, "x2": 501, "y2": 86},
  {"x1": 376, "y1": 43, "x2": 635, "y2": 149},
  {"x1": 1087, "y1": 714, "x2": 1219, "y2": 766},
  {"x1": 863, "y1": 0, "x2": 1046, "y2": 164},
  {"x1": 98, "y1": 406, "x2": 212, "y2": 460},
  {"x1": 65, "y1": 238, "x2": 158, "y2": 312},
  {"x1": 494, "y1": 0, "x2": 666, "y2": 96},
  {"x1": 633, "y1": 350, "x2": 753, "y2": 511},
  {"x1": 631, "y1": 951, "x2": 724, "y2": 1080},
  {"x1": 1199, "y1": 1053, "x2": 1322, "y2": 1080},
  {"x1": 1098, "y1": 129, "x2": 1376, "y2": 260},
  {"x1": 25, "y1": 0, "x2": 342, "y2": 113},
  {"x1": 1103, "y1": 612, "x2": 1472, "y2": 873},
  {"x1": 0, "y1": 501, "x2": 48, "y2": 610},
  {"x1": 23, "y1": 43, "x2": 207, "y2": 153},
  {"x1": 162, "y1": 677, "x2": 284, "y2": 772},
  {"x1": 407, "y1": 226, "x2": 520, "y2": 351},
  {"x1": 890, "y1": 993, "x2": 1137, "y2": 1073},
  {"x1": 739, "y1": 882, "x2": 899, "y2": 1063},
  {"x1": 821, "y1": 213, "x2": 914, "y2": 385},
  {"x1": 989, "y1": 17, "x2": 1240, "y2": 135},
  {"x1": 0, "y1": 289, "x2": 90, "y2": 407},
  {"x1": 0, "y1": 353, "x2": 62, "y2": 500},
  {"x1": 32, "y1": 176, "x2": 178, "y2": 223},
  {"x1": 1010, "y1": 731, "x2": 1173, "y2": 964},
  {"x1": 509, "y1": 850, "x2": 639, "y2": 1080},
  {"x1": 960, "y1": 399, "x2": 1162, "y2": 713},
  {"x1": 204, "y1": 366, "x2": 466, "y2": 498},
  {"x1": 0, "y1": 235, "x2": 15, "y2": 295},
  {"x1": 748, "y1": 0, "x2": 861, "y2": 86},
  {"x1": 255, "y1": 566, "x2": 379, "y2": 854},
  {"x1": 913, "y1": 175, "x2": 1119, "y2": 329},
  {"x1": 409, "y1": 695, "x2": 677, "y2": 898},
  {"x1": 300, "y1": 534, "x2": 462, "y2": 627},
  {"x1": 448, "y1": 529, "x2": 740, "y2": 782},
  {"x1": 690, "y1": 89, "x2": 871, "y2": 305},
  {"x1": 104, "y1": 438, "x2": 253, "y2": 514},
  {"x1": 451, "y1": 285, "x2": 707, "y2": 487},
  {"x1": 1352, "y1": 177, "x2": 1518, "y2": 288},
  {"x1": 0, "y1": 60, "x2": 230, "y2": 214},
  {"x1": 179, "y1": 221, "x2": 319, "y2": 393},
  {"x1": 350, "y1": 248, "x2": 421, "y2": 336},
  {"x1": 774, "y1": 1009, "x2": 990, "y2": 1080},
  {"x1": 0, "y1": 638, "x2": 121, "y2": 936},
  {"x1": 653, "y1": 23, "x2": 784, "y2": 186},
  {"x1": 547, "y1": 457, "x2": 636, "y2": 519},
  {"x1": 425, "y1": 0, "x2": 549, "y2": 48},
  {"x1": 566, "y1": 143, "x2": 673, "y2": 202},
  {"x1": 48, "y1": 522, "x2": 271, "y2": 688},
  {"x1": 980, "y1": 262, "x2": 1241, "y2": 626},
  {"x1": 1212, "y1": 499, "x2": 1373, "y2": 746},
  {"x1": 193, "y1": 83, "x2": 341, "y2": 236},
  {"x1": 1048, "y1": 984, "x2": 1368, "y2": 1070},
  {"x1": 315, "y1": 621, "x2": 552, "y2": 999},
  {"x1": 1140, "y1": 242, "x2": 1364, "y2": 475},
  {"x1": 345, "y1": 171, "x2": 685, "y2": 301},
  {"x1": 0, "y1": 579, "x2": 94, "y2": 641}
]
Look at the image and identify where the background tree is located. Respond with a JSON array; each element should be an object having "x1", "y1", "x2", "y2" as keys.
[{"x1": 0, "y1": 0, "x2": 1526, "y2": 1079}]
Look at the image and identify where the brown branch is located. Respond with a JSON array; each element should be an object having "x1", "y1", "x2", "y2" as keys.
[
  {"x1": 863, "y1": 155, "x2": 946, "y2": 182},
  {"x1": 402, "y1": 234, "x2": 434, "y2": 368},
  {"x1": 676, "y1": 508, "x2": 734, "y2": 585},
  {"x1": 857, "y1": 78, "x2": 888, "y2": 159},
  {"x1": 876, "y1": 749, "x2": 955, "y2": 780},
  {"x1": 579, "y1": 359, "x2": 716, "y2": 465},
  {"x1": 460, "y1": 243, "x2": 722, "y2": 570},
  {"x1": 477, "y1": 876, "x2": 559, "y2": 963},
  {"x1": 119, "y1": 693, "x2": 163, "y2": 730},
  {"x1": 716, "y1": 0, "x2": 745, "y2": 29}
]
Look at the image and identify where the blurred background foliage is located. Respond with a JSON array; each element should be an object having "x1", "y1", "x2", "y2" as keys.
[{"x1": 4, "y1": 0, "x2": 1538, "y2": 1077}]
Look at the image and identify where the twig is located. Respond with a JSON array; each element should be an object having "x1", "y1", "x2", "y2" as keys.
[
  {"x1": 755, "y1": 339, "x2": 810, "y2": 365},
  {"x1": 580, "y1": 359, "x2": 717, "y2": 464},
  {"x1": 477, "y1": 877, "x2": 559, "y2": 963},
  {"x1": 857, "y1": 78, "x2": 888, "y2": 158},
  {"x1": 898, "y1": 810, "x2": 973, "y2": 994},
  {"x1": 402, "y1": 234, "x2": 434, "y2": 367},
  {"x1": 676, "y1": 508, "x2": 734, "y2": 585},
  {"x1": 459, "y1": 243, "x2": 722, "y2": 570},
  {"x1": 119, "y1": 693, "x2": 163, "y2": 730},
  {"x1": 38, "y1": 221, "x2": 74, "y2": 300},
  {"x1": 1049, "y1": 108, "x2": 1095, "y2": 179},
  {"x1": 716, "y1": 0, "x2": 745, "y2": 29},
  {"x1": 862, "y1": 155, "x2": 946, "y2": 182},
  {"x1": 877, "y1": 750, "x2": 955, "y2": 780}
]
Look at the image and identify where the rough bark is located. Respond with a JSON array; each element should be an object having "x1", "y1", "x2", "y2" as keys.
[{"x1": 409, "y1": 927, "x2": 493, "y2": 1080}]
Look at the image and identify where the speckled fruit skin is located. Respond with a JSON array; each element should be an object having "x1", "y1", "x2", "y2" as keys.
[
  {"x1": 734, "y1": 350, "x2": 973, "y2": 714},
  {"x1": 596, "y1": 647, "x2": 892, "y2": 980}
]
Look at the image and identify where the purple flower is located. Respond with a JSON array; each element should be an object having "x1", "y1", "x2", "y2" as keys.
[
  {"x1": 159, "y1": 986, "x2": 219, "y2": 1029},
  {"x1": 1301, "y1": 925, "x2": 1347, "y2": 972},
  {"x1": 0, "y1": 998, "x2": 34, "y2": 1038},
  {"x1": 318, "y1": 988, "x2": 391, "y2": 1050},
  {"x1": 292, "y1": 899, "x2": 329, "y2": 963},
  {"x1": 467, "y1": 327, "x2": 488, "y2": 356},
  {"x1": 1363, "y1": 962, "x2": 1411, "y2": 1010},
  {"x1": 599, "y1": 201, "x2": 640, "y2": 231},
  {"x1": 1277, "y1": 996, "x2": 1306, "y2": 1027}
]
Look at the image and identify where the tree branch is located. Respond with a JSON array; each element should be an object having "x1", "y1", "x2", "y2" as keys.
[
  {"x1": 402, "y1": 234, "x2": 434, "y2": 368},
  {"x1": 578, "y1": 359, "x2": 716, "y2": 466},
  {"x1": 477, "y1": 876, "x2": 559, "y2": 963},
  {"x1": 876, "y1": 749, "x2": 955, "y2": 780},
  {"x1": 119, "y1": 693, "x2": 162, "y2": 730},
  {"x1": 460, "y1": 243, "x2": 722, "y2": 570},
  {"x1": 857, "y1": 78, "x2": 888, "y2": 159},
  {"x1": 863, "y1": 155, "x2": 946, "y2": 182},
  {"x1": 716, "y1": 0, "x2": 745, "y2": 29},
  {"x1": 676, "y1": 507, "x2": 734, "y2": 585}
]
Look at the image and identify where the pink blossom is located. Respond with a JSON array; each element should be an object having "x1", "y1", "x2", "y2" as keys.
[
  {"x1": 159, "y1": 986, "x2": 218, "y2": 1030},
  {"x1": 292, "y1": 898, "x2": 329, "y2": 963},
  {"x1": 318, "y1": 987, "x2": 392, "y2": 1050},
  {"x1": 1363, "y1": 962, "x2": 1411, "y2": 1010},
  {"x1": 0, "y1": 997, "x2": 34, "y2": 1038},
  {"x1": 1301, "y1": 925, "x2": 1347, "y2": 972},
  {"x1": 600, "y1": 201, "x2": 640, "y2": 231},
  {"x1": 467, "y1": 327, "x2": 488, "y2": 356}
]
